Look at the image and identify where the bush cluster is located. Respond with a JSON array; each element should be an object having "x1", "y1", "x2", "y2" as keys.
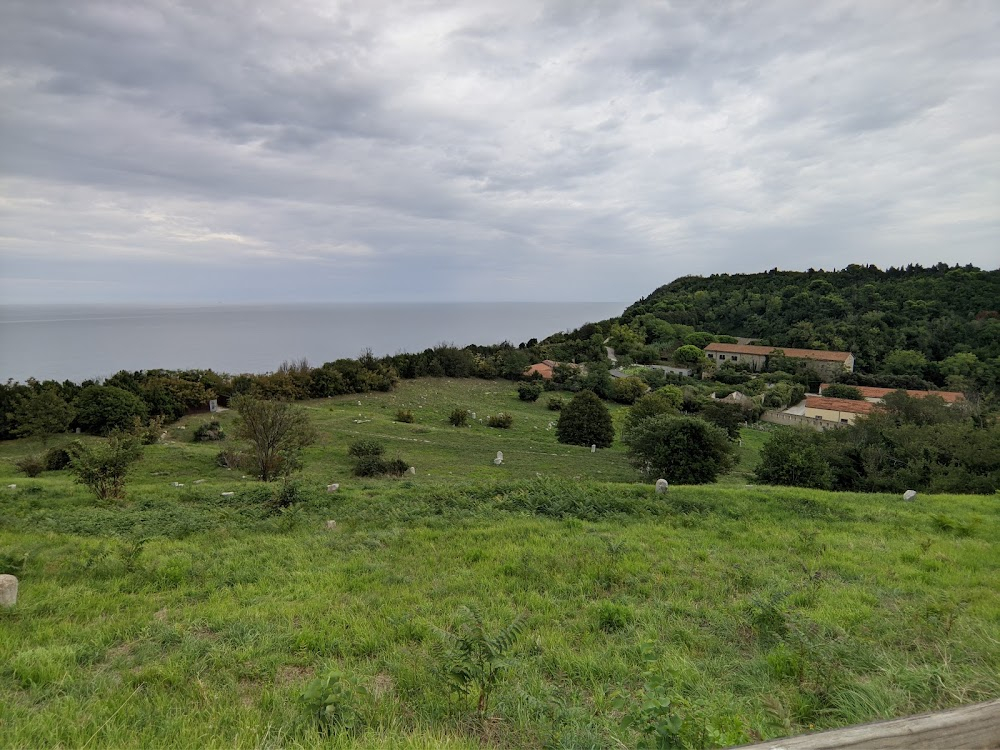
[
  {"x1": 486, "y1": 412, "x2": 513, "y2": 429},
  {"x1": 448, "y1": 408, "x2": 468, "y2": 427},
  {"x1": 517, "y1": 382, "x2": 542, "y2": 402},
  {"x1": 347, "y1": 440, "x2": 410, "y2": 477},
  {"x1": 395, "y1": 409, "x2": 415, "y2": 423},
  {"x1": 193, "y1": 420, "x2": 225, "y2": 442}
]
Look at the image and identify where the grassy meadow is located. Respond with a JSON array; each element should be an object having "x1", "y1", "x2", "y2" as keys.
[{"x1": 1, "y1": 378, "x2": 998, "y2": 748}]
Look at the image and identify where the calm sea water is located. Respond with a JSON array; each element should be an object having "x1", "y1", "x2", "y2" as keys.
[{"x1": 0, "y1": 302, "x2": 625, "y2": 383}]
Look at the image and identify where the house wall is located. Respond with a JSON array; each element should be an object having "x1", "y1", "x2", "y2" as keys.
[
  {"x1": 706, "y1": 352, "x2": 767, "y2": 371},
  {"x1": 761, "y1": 410, "x2": 848, "y2": 431},
  {"x1": 803, "y1": 406, "x2": 861, "y2": 424}
]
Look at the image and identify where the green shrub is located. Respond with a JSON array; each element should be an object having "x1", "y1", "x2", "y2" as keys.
[
  {"x1": 517, "y1": 382, "x2": 542, "y2": 402},
  {"x1": 43, "y1": 446, "x2": 72, "y2": 471},
  {"x1": 822, "y1": 384, "x2": 865, "y2": 400},
  {"x1": 449, "y1": 408, "x2": 468, "y2": 427},
  {"x1": 395, "y1": 409, "x2": 415, "y2": 423},
  {"x1": 14, "y1": 454, "x2": 45, "y2": 477},
  {"x1": 556, "y1": 391, "x2": 614, "y2": 448},
  {"x1": 67, "y1": 435, "x2": 143, "y2": 501},
  {"x1": 383, "y1": 458, "x2": 410, "y2": 476},
  {"x1": 270, "y1": 479, "x2": 304, "y2": 509},
  {"x1": 623, "y1": 415, "x2": 733, "y2": 484},
  {"x1": 348, "y1": 440, "x2": 385, "y2": 458},
  {"x1": 73, "y1": 385, "x2": 148, "y2": 435},
  {"x1": 610, "y1": 376, "x2": 647, "y2": 405},
  {"x1": 193, "y1": 420, "x2": 225, "y2": 442},
  {"x1": 487, "y1": 412, "x2": 513, "y2": 429},
  {"x1": 546, "y1": 396, "x2": 564, "y2": 411},
  {"x1": 300, "y1": 669, "x2": 368, "y2": 735},
  {"x1": 435, "y1": 606, "x2": 527, "y2": 715},
  {"x1": 754, "y1": 430, "x2": 832, "y2": 489},
  {"x1": 351, "y1": 455, "x2": 410, "y2": 477}
]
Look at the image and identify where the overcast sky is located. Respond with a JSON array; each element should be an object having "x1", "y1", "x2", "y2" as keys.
[{"x1": 1, "y1": 1, "x2": 997, "y2": 305}]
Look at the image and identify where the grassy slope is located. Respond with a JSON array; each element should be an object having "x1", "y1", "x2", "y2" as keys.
[{"x1": 1, "y1": 379, "x2": 998, "y2": 748}]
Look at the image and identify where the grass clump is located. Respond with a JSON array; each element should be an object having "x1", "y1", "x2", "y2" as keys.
[
  {"x1": 395, "y1": 409, "x2": 415, "y2": 423},
  {"x1": 448, "y1": 408, "x2": 468, "y2": 427},
  {"x1": 14, "y1": 454, "x2": 45, "y2": 477}
]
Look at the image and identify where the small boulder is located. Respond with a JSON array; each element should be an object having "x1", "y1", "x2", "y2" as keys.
[
  {"x1": 903, "y1": 489, "x2": 917, "y2": 502},
  {"x1": 0, "y1": 574, "x2": 18, "y2": 607},
  {"x1": 408, "y1": 466, "x2": 416, "y2": 475},
  {"x1": 655, "y1": 479, "x2": 669, "y2": 494},
  {"x1": 325, "y1": 520, "x2": 337, "y2": 530},
  {"x1": 327, "y1": 483, "x2": 340, "y2": 493},
  {"x1": 221, "y1": 491, "x2": 235, "y2": 497}
]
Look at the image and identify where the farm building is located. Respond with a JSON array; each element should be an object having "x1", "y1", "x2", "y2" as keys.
[{"x1": 704, "y1": 343, "x2": 854, "y2": 379}]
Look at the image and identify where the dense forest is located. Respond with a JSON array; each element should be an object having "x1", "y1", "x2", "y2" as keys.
[{"x1": 619, "y1": 264, "x2": 1000, "y2": 393}]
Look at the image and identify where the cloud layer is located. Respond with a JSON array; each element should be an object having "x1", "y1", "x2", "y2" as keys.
[{"x1": 2, "y1": 0, "x2": 998, "y2": 303}]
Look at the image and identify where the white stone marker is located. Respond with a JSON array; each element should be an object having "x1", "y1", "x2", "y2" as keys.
[
  {"x1": 408, "y1": 466, "x2": 416, "y2": 475},
  {"x1": 327, "y1": 483, "x2": 340, "y2": 492},
  {"x1": 591, "y1": 444, "x2": 596, "y2": 453},
  {"x1": 0, "y1": 575, "x2": 17, "y2": 607},
  {"x1": 903, "y1": 489, "x2": 917, "y2": 501},
  {"x1": 494, "y1": 451, "x2": 503, "y2": 466},
  {"x1": 655, "y1": 479, "x2": 669, "y2": 494},
  {"x1": 221, "y1": 492, "x2": 235, "y2": 497}
]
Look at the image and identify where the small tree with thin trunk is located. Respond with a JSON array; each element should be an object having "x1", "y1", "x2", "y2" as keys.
[
  {"x1": 231, "y1": 395, "x2": 316, "y2": 481},
  {"x1": 68, "y1": 435, "x2": 143, "y2": 501}
]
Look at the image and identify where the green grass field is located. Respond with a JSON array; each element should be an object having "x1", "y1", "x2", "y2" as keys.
[{"x1": 1, "y1": 378, "x2": 998, "y2": 748}]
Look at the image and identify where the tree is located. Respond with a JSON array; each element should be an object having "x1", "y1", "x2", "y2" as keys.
[
  {"x1": 517, "y1": 382, "x2": 542, "y2": 402},
  {"x1": 232, "y1": 395, "x2": 317, "y2": 481},
  {"x1": 556, "y1": 390, "x2": 614, "y2": 448},
  {"x1": 10, "y1": 388, "x2": 75, "y2": 442},
  {"x1": 622, "y1": 390, "x2": 680, "y2": 436},
  {"x1": 754, "y1": 429, "x2": 832, "y2": 489},
  {"x1": 67, "y1": 434, "x2": 143, "y2": 500},
  {"x1": 881, "y1": 349, "x2": 928, "y2": 378},
  {"x1": 623, "y1": 415, "x2": 733, "y2": 484},
  {"x1": 610, "y1": 376, "x2": 647, "y2": 405},
  {"x1": 673, "y1": 345, "x2": 706, "y2": 367},
  {"x1": 74, "y1": 385, "x2": 148, "y2": 435},
  {"x1": 822, "y1": 384, "x2": 864, "y2": 400}
]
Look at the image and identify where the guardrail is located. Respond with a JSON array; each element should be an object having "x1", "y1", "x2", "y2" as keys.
[{"x1": 736, "y1": 698, "x2": 1000, "y2": 749}]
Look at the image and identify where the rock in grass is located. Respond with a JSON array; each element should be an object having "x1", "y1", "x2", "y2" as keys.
[
  {"x1": 903, "y1": 489, "x2": 917, "y2": 501},
  {"x1": 0, "y1": 575, "x2": 17, "y2": 607},
  {"x1": 325, "y1": 520, "x2": 337, "y2": 530},
  {"x1": 655, "y1": 479, "x2": 669, "y2": 494},
  {"x1": 221, "y1": 491, "x2": 235, "y2": 497},
  {"x1": 327, "y1": 483, "x2": 340, "y2": 492}
]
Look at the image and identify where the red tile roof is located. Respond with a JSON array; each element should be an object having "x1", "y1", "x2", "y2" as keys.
[
  {"x1": 705, "y1": 343, "x2": 852, "y2": 363},
  {"x1": 524, "y1": 363, "x2": 553, "y2": 379},
  {"x1": 819, "y1": 384, "x2": 965, "y2": 403},
  {"x1": 805, "y1": 396, "x2": 877, "y2": 414}
]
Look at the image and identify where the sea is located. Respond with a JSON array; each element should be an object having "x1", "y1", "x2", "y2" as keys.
[{"x1": 0, "y1": 302, "x2": 626, "y2": 384}]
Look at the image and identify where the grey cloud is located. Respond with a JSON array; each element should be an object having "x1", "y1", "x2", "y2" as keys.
[{"x1": 0, "y1": 0, "x2": 997, "y2": 305}]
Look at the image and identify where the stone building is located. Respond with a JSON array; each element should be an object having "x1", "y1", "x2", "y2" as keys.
[{"x1": 704, "y1": 343, "x2": 854, "y2": 380}]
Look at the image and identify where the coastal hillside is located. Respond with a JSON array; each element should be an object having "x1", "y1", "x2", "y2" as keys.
[{"x1": 618, "y1": 264, "x2": 1000, "y2": 381}]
